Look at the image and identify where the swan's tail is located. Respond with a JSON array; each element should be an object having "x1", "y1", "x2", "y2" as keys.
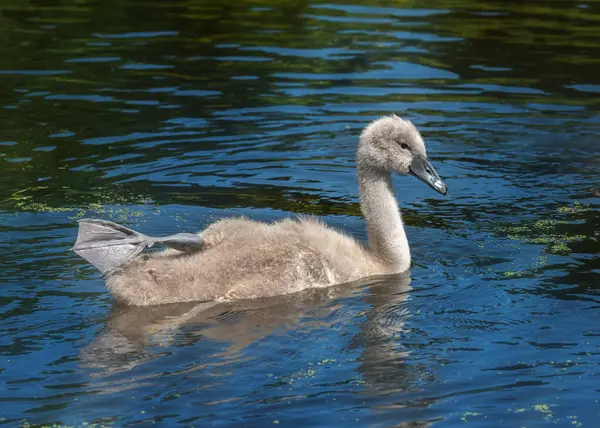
[{"x1": 73, "y1": 219, "x2": 204, "y2": 276}]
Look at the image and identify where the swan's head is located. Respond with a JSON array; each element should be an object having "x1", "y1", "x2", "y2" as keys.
[{"x1": 357, "y1": 114, "x2": 448, "y2": 195}]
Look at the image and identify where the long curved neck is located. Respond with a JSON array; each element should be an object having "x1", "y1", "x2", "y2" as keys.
[{"x1": 357, "y1": 164, "x2": 410, "y2": 272}]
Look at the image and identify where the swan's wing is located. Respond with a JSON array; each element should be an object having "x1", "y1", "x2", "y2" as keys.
[
  {"x1": 73, "y1": 219, "x2": 151, "y2": 276},
  {"x1": 73, "y1": 219, "x2": 205, "y2": 276}
]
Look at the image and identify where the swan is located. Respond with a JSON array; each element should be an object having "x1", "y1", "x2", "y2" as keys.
[{"x1": 74, "y1": 115, "x2": 447, "y2": 306}]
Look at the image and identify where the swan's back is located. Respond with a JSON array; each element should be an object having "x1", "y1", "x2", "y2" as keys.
[{"x1": 107, "y1": 217, "x2": 378, "y2": 306}]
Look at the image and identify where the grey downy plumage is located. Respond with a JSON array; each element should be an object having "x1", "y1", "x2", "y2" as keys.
[{"x1": 73, "y1": 115, "x2": 447, "y2": 306}]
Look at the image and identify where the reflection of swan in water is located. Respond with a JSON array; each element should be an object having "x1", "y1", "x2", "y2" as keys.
[
  {"x1": 74, "y1": 115, "x2": 447, "y2": 306},
  {"x1": 80, "y1": 275, "x2": 437, "y2": 425},
  {"x1": 80, "y1": 274, "x2": 414, "y2": 378}
]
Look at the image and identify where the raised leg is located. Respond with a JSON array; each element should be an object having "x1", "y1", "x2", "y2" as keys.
[{"x1": 73, "y1": 219, "x2": 204, "y2": 276}]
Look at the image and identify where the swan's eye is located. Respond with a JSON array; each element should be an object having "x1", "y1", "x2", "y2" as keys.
[{"x1": 400, "y1": 143, "x2": 409, "y2": 150}]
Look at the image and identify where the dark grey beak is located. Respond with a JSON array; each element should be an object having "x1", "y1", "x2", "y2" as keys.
[{"x1": 409, "y1": 154, "x2": 448, "y2": 195}]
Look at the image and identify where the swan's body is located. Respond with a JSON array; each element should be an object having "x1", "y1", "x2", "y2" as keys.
[
  {"x1": 108, "y1": 217, "x2": 381, "y2": 305},
  {"x1": 82, "y1": 115, "x2": 447, "y2": 306}
]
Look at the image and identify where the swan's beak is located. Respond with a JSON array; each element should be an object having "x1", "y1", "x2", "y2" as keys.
[{"x1": 409, "y1": 154, "x2": 448, "y2": 195}]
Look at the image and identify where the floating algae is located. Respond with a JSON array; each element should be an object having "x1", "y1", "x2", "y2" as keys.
[
  {"x1": 2, "y1": 186, "x2": 157, "y2": 223},
  {"x1": 496, "y1": 202, "x2": 592, "y2": 256}
]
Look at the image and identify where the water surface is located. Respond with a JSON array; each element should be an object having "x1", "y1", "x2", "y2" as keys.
[{"x1": 1, "y1": 0, "x2": 599, "y2": 426}]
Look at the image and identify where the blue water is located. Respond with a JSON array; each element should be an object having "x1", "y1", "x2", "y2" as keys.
[{"x1": 1, "y1": 0, "x2": 599, "y2": 426}]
